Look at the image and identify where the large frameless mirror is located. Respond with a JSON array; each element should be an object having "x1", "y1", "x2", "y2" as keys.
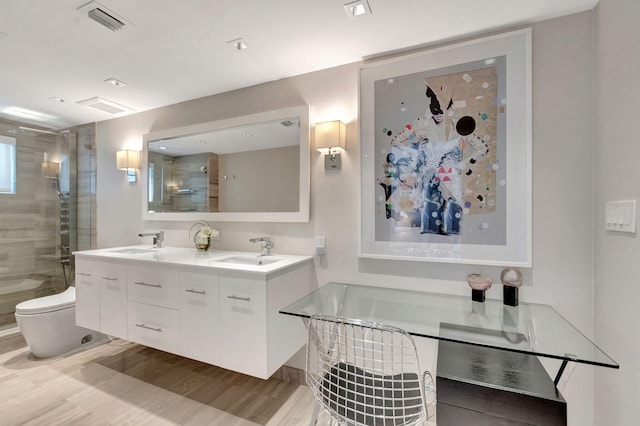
[{"x1": 142, "y1": 105, "x2": 310, "y2": 222}]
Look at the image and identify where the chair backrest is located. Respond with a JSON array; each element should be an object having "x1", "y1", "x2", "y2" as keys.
[{"x1": 306, "y1": 315, "x2": 430, "y2": 426}]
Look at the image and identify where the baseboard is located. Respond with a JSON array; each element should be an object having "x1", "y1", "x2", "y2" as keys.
[
  {"x1": 271, "y1": 364, "x2": 306, "y2": 385},
  {"x1": 0, "y1": 326, "x2": 20, "y2": 337}
]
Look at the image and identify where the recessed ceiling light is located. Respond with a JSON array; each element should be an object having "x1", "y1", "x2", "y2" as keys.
[
  {"x1": 104, "y1": 77, "x2": 127, "y2": 87},
  {"x1": 344, "y1": 0, "x2": 371, "y2": 18},
  {"x1": 226, "y1": 38, "x2": 247, "y2": 51},
  {"x1": 49, "y1": 97, "x2": 65, "y2": 103}
]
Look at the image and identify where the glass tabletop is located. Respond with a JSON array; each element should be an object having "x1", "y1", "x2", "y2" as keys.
[{"x1": 280, "y1": 282, "x2": 618, "y2": 369}]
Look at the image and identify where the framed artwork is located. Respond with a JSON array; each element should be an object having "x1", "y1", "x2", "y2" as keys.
[{"x1": 360, "y1": 29, "x2": 531, "y2": 266}]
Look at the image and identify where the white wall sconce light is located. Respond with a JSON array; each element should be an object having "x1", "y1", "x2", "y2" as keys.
[
  {"x1": 41, "y1": 160, "x2": 64, "y2": 195},
  {"x1": 315, "y1": 120, "x2": 346, "y2": 170},
  {"x1": 41, "y1": 152, "x2": 60, "y2": 192},
  {"x1": 116, "y1": 149, "x2": 139, "y2": 183},
  {"x1": 41, "y1": 161, "x2": 60, "y2": 180}
]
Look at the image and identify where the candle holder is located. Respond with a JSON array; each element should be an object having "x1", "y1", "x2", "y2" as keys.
[
  {"x1": 466, "y1": 273, "x2": 493, "y2": 303},
  {"x1": 501, "y1": 267, "x2": 523, "y2": 306}
]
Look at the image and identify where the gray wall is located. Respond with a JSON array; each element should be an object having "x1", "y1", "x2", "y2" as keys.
[{"x1": 594, "y1": 0, "x2": 640, "y2": 424}]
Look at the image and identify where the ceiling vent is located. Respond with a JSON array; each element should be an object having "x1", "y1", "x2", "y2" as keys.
[
  {"x1": 77, "y1": 1, "x2": 131, "y2": 32},
  {"x1": 76, "y1": 97, "x2": 133, "y2": 114}
]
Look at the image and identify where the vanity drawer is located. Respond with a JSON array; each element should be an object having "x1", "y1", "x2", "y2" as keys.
[
  {"x1": 127, "y1": 264, "x2": 180, "y2": 309},
  {"x1": 128, "y1": 302, "x2": 179, "y2": 353}
]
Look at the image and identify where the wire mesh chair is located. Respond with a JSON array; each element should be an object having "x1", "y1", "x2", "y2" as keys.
[{"x1": 306, "y1": 315, "x2": 436, "y2": 426}]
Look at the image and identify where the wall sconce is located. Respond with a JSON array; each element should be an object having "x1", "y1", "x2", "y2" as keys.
[
  {"x1": 41, "y1": 160, "x2": 61, "y2": 193},
  {"x1": 116, "y1": 150, "x2": 139, "y2": 183},
  {"x1": 315, "y1": 120, "x2": 346, "y2": 170},
  {"x1": 41, "y1": 161, "x2": 59, "y2": 180}
]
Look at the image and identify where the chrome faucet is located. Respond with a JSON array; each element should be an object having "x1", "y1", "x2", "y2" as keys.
[
  {"x1": 139, "y1": 231, "x2": 164, "y2": 248},
  {"x1": 249, "y1": 236, "x2": 273, "y2": 256}
]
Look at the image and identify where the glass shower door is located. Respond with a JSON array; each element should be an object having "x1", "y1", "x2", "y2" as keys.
[{"x1": 0, "y1": 120, "x2": 95, "y2": 333}]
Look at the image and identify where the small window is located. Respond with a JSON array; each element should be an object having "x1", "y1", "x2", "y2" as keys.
[{"x1": 0, "y1": 135, "x2": 16, "y2": 194}]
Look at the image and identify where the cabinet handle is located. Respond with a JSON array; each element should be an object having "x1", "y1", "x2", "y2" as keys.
[
  {"x1": 227, "y1": 295, "x2": 250, "y2": 301},
  {"x1": 134, "y1": 281, "x2": 162, "y2": 288},
  {"x1": 135, "y1": 323, "x2": 162, "y2": 332},
  {"x1": 77, "y1": 272, "x2": 91, "y2": 277},
  {"x1": 185, "y1": 289, "x2": 206, "y2": 294},
  {"x1": 102, "y1": 277, "x2": 117, "y2": 281}
]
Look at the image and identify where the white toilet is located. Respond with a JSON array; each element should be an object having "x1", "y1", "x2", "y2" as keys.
[{"x1": 15, "y1": 286, "x2": 103, "y2": 358}]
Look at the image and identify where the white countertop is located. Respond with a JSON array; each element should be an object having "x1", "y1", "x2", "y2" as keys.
[{"x1": 73, "y1": 245, "x2": 313, "y2": 276}]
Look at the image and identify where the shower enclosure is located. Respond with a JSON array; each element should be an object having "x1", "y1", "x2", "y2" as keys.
[{"x1": 0, "y1": 118, "x2": 96, "y2": 333}]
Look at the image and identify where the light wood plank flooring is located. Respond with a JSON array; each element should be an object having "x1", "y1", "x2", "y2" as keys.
[{"x1": 0, "y1": 332, "x2": 435, "y2": 425}]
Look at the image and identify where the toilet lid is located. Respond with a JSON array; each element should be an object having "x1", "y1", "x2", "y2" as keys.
[{"x1": 15, "y1": 287, "x2": 75, "y2": 315}]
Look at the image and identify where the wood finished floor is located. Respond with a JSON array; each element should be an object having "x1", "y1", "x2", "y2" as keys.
[{"x1": 0, "y1": 332, "x2": 436, "y2": 425}]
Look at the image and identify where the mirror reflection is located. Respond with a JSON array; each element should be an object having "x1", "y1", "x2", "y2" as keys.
[
  {"x1": 143, "y1": 106, "x2": 310, "y2": 222},
  {"x1": 147, "y1": 118, "x2": 301, "y2": 214}
]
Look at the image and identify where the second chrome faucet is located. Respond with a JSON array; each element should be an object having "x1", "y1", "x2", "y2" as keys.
[
  {"x1": 139, "y1": 231, "x2": 164, "y2": 248},
  {"x1": 249, "y1": 236, "x2": 273, "y2": 256}
]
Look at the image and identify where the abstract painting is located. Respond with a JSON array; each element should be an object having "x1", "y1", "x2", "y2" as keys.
[{"x1": 360, "y1": 30, "x2": 531, "y2": 266}]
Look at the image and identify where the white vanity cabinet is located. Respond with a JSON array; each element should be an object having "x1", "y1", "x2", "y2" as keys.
[
  {"x1": 75, "y1": 258, "x2": 128, "y2": 339},
  {"x1": 218, "y1": 272, "x2": 267, "y2": 378},
  {"x1": 74, "y1": 247, "x2": 313, "y2": 380},
  {"x1": 218, "y1": 263, "x2": 314, "y2": 379},
  {"x1": 179, "y1": 268, "x2": 220, "y2": 365},
  {"x1": 127, "y1": 264, "x2": 181, "y2": 354},
  {"x1": 127, "y1": 264, "x2": 180, "y2": 308},
  {"x1": 75, "y1": 259, "x2": 100, "y2": 331}
]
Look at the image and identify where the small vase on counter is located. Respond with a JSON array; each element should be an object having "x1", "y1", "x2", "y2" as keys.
[
  {"x1": 189, "y1": 220, "x2": 219, "y2": 252},
  {"x1": 194, "y1": 231, "x2": 211, "y2": 252}
]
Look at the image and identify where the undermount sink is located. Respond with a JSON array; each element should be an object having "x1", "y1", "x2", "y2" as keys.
[
  {"x1": 109, "y1": 248, "x2": 157, "y2": 254},
  {"x1": 213, "y1": 255, "x2": 284, "y2": 266}
]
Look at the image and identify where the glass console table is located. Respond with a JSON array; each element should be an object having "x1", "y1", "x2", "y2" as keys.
[{"x1": 280, "y1": 282, "x2": 618, "y2": 425}]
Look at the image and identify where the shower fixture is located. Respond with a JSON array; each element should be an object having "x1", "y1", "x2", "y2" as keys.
[{"x1": 19, "y1": 126, "x2": 62, "y2": 135}]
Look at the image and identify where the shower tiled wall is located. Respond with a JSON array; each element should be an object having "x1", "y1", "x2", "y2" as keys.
[{"x1": 0, "y1": 118, "x2": 96, "y2": 329}]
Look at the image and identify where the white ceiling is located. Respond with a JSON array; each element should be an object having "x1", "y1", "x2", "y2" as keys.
[{"x1": 0, "y1": 0, "x2": 597, "y2": 130}]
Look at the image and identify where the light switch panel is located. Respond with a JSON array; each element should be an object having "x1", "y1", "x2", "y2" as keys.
[
  {"x1": 315, "y1": 236, "x2": 326, "y2": 255},
  {"x1": 605, "y1": 200, "x2": 636, "y2": 233}
]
